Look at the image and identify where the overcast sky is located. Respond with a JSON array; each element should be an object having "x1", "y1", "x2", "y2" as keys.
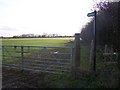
[{"x1": 0, "y1": 0, "x2": 98, "y2": 37}]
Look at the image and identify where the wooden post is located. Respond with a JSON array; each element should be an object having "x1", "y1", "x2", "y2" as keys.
[
  {"x1": 104, "y1": 44, "x2": 108, "y2": 53},
  {"x1": 74, "y1": 33, "x2": 80, "y2": 68},
  {"x1": 2, "y1": 46, "x2": 4, "y2": 58},
  {"x1": 21, "y1": 46, "x2": 24, "y2": 69}
]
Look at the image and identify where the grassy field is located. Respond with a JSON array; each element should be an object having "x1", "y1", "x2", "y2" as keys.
[
  {"x1": 2, "y1": 37, "x2": 90, "y2": 70},
  {"x1": 2, "y1": 38, "x2": 119, "y2": 88},
  {"x1": 2, "y1": 38, "x2": 92, "y2": 88},
  {"x1": 2, "y1": 38, "x2": 74, "y2": 46}
]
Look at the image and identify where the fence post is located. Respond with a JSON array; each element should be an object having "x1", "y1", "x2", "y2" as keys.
[
  {"x1": 70, "y1": 47, "x2": 72, "y2": 64},
  {"x1": 2, "y1": 46, "x2": 4, "y2": 58},
  {"x1": 74, "y1": 33, "x2": 80, "y2": 68},
  {"x1": 21, "y1": 46, "x2": 24, "y2": 69}
]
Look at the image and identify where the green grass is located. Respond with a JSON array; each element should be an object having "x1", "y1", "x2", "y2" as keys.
[
  {"x1": 2, "y1": 38, "x2": 74, "y2": 67},
  {"x1": 2, "y1": 38, "x2": 74, "y2": 46},
  {"x1": 2, "y1": 38, "x2": 91, "y2": 70},
  {"x1": 2, "y1": 38, "x2": 119, "y2": 88},
  {"x1": 80, "y1": 45, "x2": 90, "y2": 70}
]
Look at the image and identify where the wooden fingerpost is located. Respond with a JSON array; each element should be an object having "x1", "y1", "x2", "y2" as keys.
[{"x1": 74, "y1": 33, "x2": 80, "y2": 68}]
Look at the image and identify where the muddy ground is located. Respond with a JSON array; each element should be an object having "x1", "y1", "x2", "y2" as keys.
[{"x1": 2, "y1": 67, "x2": 48, "y2": 88}]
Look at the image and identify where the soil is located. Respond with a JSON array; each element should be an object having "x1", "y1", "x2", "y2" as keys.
[{"x1": 2, "y1": 67, "x2": 48, "y2": 88}]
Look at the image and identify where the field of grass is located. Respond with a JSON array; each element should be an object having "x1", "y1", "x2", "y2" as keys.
[
  {"x1": 2, "y1": 38, "x2": 74, "y2": 46},
  {"x1": 2, "y1": 37, "x2": 90, "y2": 70},
  {"x1": 2, "y1": 38, "x2": 119, "y2": 88},
  {"x1": 2, "y1": 37, "x2": 91, "y2": 73},
  {"x1": 2, "y1": 42, "x2": 92, "y2": 88}
]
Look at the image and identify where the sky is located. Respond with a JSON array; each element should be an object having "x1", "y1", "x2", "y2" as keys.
[{"x1": 0, "y1": 0, "x2": 98, "y2": 37}]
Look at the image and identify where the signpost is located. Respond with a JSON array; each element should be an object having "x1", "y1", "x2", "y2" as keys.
[
  {"x1": 87, "y1": 12, "x2": 95, "y2": 17},
  {"x1": 87, "y1": 10, "x2": 97, "y2": 72}
]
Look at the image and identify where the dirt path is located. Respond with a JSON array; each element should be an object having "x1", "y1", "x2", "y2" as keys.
[{"x1": 2, "y1": 67, "x2": 47, "y2": 88}]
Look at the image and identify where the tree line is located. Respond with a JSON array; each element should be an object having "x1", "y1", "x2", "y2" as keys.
[
  {"x1": 12, "y1": 33, "x2": 73, "y2": 38},
  {"x1": 80, "y1": 1, "x2": 119, "y2": 51}
]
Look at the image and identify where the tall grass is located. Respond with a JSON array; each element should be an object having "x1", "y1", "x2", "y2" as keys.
[{"x1": 80, "y1": 45, "x2": 90, "y2": 70}]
